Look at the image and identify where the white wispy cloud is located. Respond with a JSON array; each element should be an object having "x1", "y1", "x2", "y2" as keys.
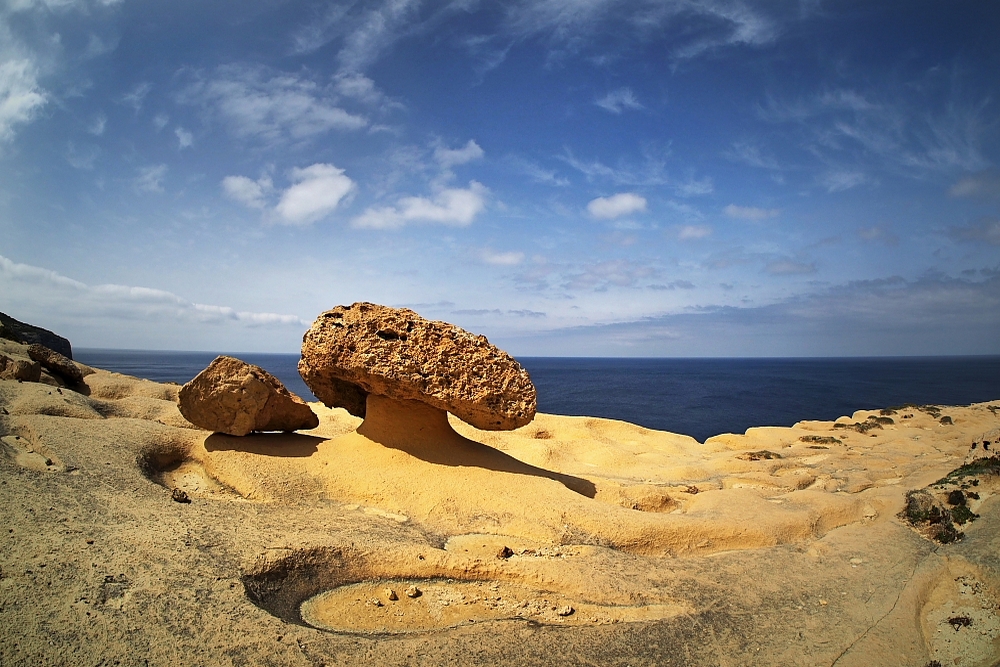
[
  {"x1": 587, "y1": 192, "x2": 647, "y2": 219},
  {"x1": 179, "y1": 65, "x2": 367, "y2": 144},
  {"x1": 87, "y1": 113, "x2": 106, "y2": 136},
  {"x1": 674, "y1": 175, "x2": 713, "y2": 197},
  {"x1": 723, "y1": 204, "x2": 779, "y2": 220},
  {"x1": 352, "y1": 182, "x2": 488, "y2": 230},
  {"x1": 65, "y1": 142, "x2": 99, "y2": 170},
  {"x1": 678, "y1": 225, "x2": 712, "y2": 240},
  {"x1": 595, "y1": 87, "x2": 642, "y2": 114},
  {"x1": 174, "y1": 126, "x2": 193, "y2": 149},
  {"x1": 0, "y1": 254, "x2": 308, "y2": 330},
  {"x1": 724, "y1": 140, "x2": 780, "y2": 170},
  {"x1": 0, "y1": 59, "x2": 47, "y2": 143},
  {"x1": 135, "y1": 164, "x2": 167, "y2": 193},
  {"x1": 819, "y1": 170, "x2": 868, "y2": 192},
  {"x1": 482, "y1": 249, "x2": 525, "y2": 266},
  {"x1": 335, "y1": 0, "x2": 422, "y2": 72},
  {"x1": 950, "y1": 170, "x2": 1000, "y2": 200},
  {"x1": 222, "y1": 174, "x2": 272, "y2": 210},
  {"x1": 121, "y1": 81, "x2": 151, "y2": 112},
  {"x1": 505, "y1": 0, "x2": 780, "y2": 62},
  {"x1": 765, "y1": 258, "x2": 816, "y2": 275},
  {"x1": 948, "y1": 218, "x2": 1000, "y2": 246},
  {"x1": 434, "y1": 139, "x2": 484, "y2": 169},
  {"x1": 560, "y1": 148, "x2": 669, "y2": 186}
]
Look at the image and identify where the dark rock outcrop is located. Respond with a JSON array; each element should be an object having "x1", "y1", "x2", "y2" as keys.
[
  {"x1": 0, "y1": 312, "x2": 73, "y2": 359},
  {"x1": 298, "y1": 303, "x2": 536, "y2": 431},
  {"x1": 178, "y1": 356, "x2": 319, "y2": 436}
]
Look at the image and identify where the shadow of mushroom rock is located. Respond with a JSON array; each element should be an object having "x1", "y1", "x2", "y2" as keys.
[
  {"x1": 357, "y1": 394, "x2": 596, "y2": 498},
  {"x1": 204, "y1": 432, "x2": 325, "y2": 458}
]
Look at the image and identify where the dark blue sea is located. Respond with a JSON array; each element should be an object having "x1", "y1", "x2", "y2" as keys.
[{"x1": 74, "y1": 350, "x2": 1000, "y2": 443}]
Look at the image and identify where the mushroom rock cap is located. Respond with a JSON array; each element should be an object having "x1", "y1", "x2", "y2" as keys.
[
  {"x1": 298, "y1": 303, "x2": 537, "y2": 430},
  {"x1": 178, "y1": 355, "x2": 319, "y2": 436}
]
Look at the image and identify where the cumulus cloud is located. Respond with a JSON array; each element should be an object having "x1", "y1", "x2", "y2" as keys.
[
  {"x1": 587, "y1": 192, "x2": 647, "y2": 219},
  {"x1": 179, "y1": 65, "x2": 367, "y2": 144},
  {"x1": 135, "y1": 164, "x2": 167, "y2": 193},
  {"x1": 222, "y1": 164, "x2": 355, "y2": 225},
  {"x1": 678, "y1": 225, "x2": 712, "y2": 240},
  {"x1": 351, "y1": 182, "x2": 488, "y2": 230},
  {"x1": 595, "y1": 87, "x2": 642, "y2": 114},
  {"x1": 274, "y1": 164, "x2": 356, "y2": 225},
  {"x1": 434, "y1": 139, "x2": 484, "y2": 169},
  {"x1": 0, "y1": 59, "x2": 47, "y2": 143},
  {"x1": 0, "y1": 254, "x2": 308, "y2": 337},
  {"x1": 723, "y1": 204, "x2": 779, "y2": 220}
]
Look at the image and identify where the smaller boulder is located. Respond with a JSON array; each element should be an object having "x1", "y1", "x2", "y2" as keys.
[
  {"x1": 178, "y1": 356, "x2": 319, "y2": 436},
  {"x1": 28, "y1": 344, "x2": 84, "y2": 385},
  {"x1": 0, "y1": 353, "x2": 41, "y2": 382}
]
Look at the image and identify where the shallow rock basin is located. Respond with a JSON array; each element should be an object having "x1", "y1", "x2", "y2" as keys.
[{"x1": 300, "y1": 578, "x2": 683, "y2": 634}]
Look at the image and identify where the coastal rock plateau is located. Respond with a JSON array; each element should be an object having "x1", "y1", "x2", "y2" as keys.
[
  {"x1": 178, "y1": 355, "x2": 319, "y2": 436},
  {"x1": 298, "y1": 302, "x2": 536, "y2": 430}
]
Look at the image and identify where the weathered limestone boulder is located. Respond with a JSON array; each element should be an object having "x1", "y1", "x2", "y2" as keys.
[
  {"x1": 178, "y1": 356, "x2": 319, "y2": 436},
  {"x1": 28, "y1": 344, "x2": 85, "y2": 385},
  {"x1": 0, "y1": 312, "x2": 73, "y2": 359},
  {"x1": 299, "y1": 303, "x2": 536, "y2": 430},
  {"x1": 0, "y1": 353, "x2": 42, "y2": 382}
]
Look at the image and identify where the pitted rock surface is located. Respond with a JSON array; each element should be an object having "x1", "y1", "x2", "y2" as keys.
[
  {"x1": 298, "y1": 303, "x2": 536, "y2": 430},
  {"x1": 28, "y1": 344, "x2": 85, "y2": 384},
  {"x1": 178, "y1": 356, "x2": 319, "y2": 436}
]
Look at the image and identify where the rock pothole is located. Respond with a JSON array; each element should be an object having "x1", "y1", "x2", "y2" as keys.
[
  {"x1": 241, "y1": 545, "x2": 685, "y2": 635},
  {"x1": 137, "y1": 443, "x2": 244, "y2": 501},
  {"x1": 300, "y1": 578, "x2": 679, "y2": 634}
]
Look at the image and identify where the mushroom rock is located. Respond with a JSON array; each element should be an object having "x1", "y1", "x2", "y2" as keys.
[
  {"x1": 27, "y1": 344, "x2": 85, "y2": 385},
  {"x1": 178, "y1": 356, "x2": 319, "y2": 436},
  {"x1": 298, "y1": 303, "x2": 536, "y2": 431}
]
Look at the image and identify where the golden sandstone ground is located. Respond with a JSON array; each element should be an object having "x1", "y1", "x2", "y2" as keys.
[{"x1": 1, "y1": 334, "x2": 999, "y2": 666}]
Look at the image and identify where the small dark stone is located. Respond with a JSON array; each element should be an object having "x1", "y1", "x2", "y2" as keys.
[
  {"x1": 497, "y1": 546, "x2": 514, "y2": 559},
  {"x1": 947, "y1": 489, "x2": 966, "y2": 506},
  {"x1": 171, "y1": 488, "x2": 191, "y2": 504}
]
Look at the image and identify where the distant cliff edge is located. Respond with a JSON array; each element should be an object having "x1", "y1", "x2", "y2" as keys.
[{"x1": 0, "y1": 312, "x2": 73, "y2": 359}]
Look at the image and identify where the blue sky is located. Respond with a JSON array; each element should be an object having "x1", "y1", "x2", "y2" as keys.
[{"x1": 1, "y1": 0, "x2": 998, "y2": 355}]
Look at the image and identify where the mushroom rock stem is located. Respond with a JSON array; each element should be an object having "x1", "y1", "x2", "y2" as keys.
[{"x1": 356, "y1": 394, "x2": 465, "y2": 450}]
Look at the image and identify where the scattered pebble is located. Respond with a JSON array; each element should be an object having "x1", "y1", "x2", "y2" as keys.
[
  {"x1": 497, "y1": 546, "x2": 514, "y2": 559},
  {"x1": 384, "y1": 587, "x2": 398, "y2": 601},
  {"x1": 405, "y1": 585, "x2": 421, "y2": 598},
  {"x1": 171, "y1": 489, "x2": 191, "y2": 504},
  {"x1": 556, "y1": 605, "x2": 575, "y2": 617}
]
